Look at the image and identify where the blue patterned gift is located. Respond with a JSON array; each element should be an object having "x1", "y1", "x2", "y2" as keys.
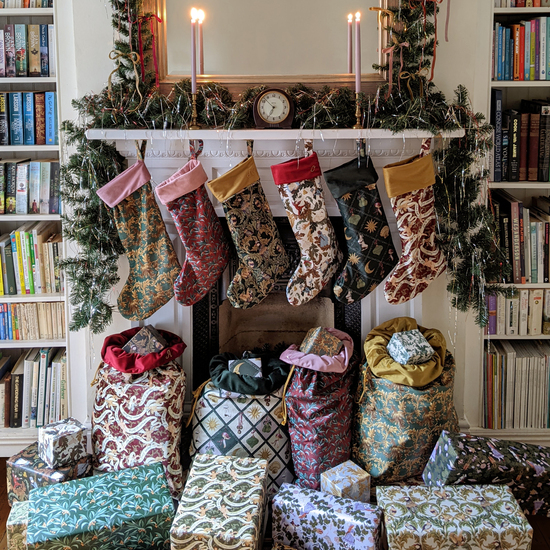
[
  {"x1": 272, "y1": 483, "x2": 382, "y2": 550},
  {"x1": 6, "y1": 500, "x2": 28, "y2": 550},
  {"x1": 320, "y1": 460, "x2": 371, "y2": 503},
  {"x1": 387, "y1": 329, "x2": 435, "y2": 365},
  {"x1": 26, "y1": 463, "x2": 174, "y2": 550}
]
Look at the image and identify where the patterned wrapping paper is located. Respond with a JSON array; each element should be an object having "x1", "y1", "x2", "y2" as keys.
[
  {"x1": 299, "y1": 327, "x2": 344, "y2": 357},
  {"x1": 26, "y1": 463, "x2": 174, "y2": 550},
  {"x1": 6, "y1": 500, "x2": 29, "y2": 550},
  {"x1": 38, "y1": 417, "x2": 88, "y2": 469},
  {"x1": 121, "y1": 324, "x2": 169, "y2": 355},
  {"x1": 7, "y1": 442, "x2": 93, "y2": 505},
  {"x1": 229, "y1": 358, "x2": 263, "y2": 378},
  {"x1": 320, "y1": 460, "x2": 371, "y2": 503},
  {"x1": 189, "y1": 381, "x2": 294, "y2": 498},
  {"x1": 423, "y1": 430, "x2": 550, "y2": 516},
  {"x1": 376, "y1": 484, "x2": 533, "y2": 550},
  {"x1": 170, "y1": 454, "x2": 268, "y2": 550},
  {"x1": 272, "y1": 482, "x2": 382, "y2": 550},
  {"x1": 386, "y1": 329, "x2": 435, "y2": 365}
]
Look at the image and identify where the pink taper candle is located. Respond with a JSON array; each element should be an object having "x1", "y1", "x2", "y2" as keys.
[
  {"x1": 198, "y1": 9, "x2": 205, "y2": 75},
  {"x1": 347, "y1": 14, "x2": 353, "y2": 74},
  {"x1": 355, "y1": 12, "x2": 361, "y2": 93},
  {"x1": 190, "y1": 8, "x2": 198, "y2": 93}
]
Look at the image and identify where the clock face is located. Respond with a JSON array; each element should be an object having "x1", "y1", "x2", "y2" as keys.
[{"x1": 257, "y1": 91, "x2": 291, "y2": 124}]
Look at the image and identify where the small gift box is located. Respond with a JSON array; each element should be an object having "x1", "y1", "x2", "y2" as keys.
[
  {"x1": 228, "y1": 357, "x2": 263, "y2": 378},
  {"x1": 299, "y1": 327, "x2": 343, "y2": 357},
  {"x1": 38, "y1": 417, "x2": 88, "y2": 469},
  {"x1": 121, "y1": 324, "x2": 168, "y2": 355},
  {"x1": 320, "y1": 460, "x2": 371, "y2": 503},
  {"x1": 376, "y1": 484, "x2": 533, "y2": 550},
  {"x1": 6, "y1": 500, "x2": 29, "y2": 550},
  {"x1": 387, "y1": 328, "x2": 435, "y2": 364}
]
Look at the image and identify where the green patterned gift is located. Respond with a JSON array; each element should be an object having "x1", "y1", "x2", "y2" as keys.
[
  {"x1": 387, "y1": 329, "x2": 435, "y2": 365},
  {"x1": 376, "y1": 484, "x2": 533, "y2": 550},
  {"x1": 6, "y1": 500, "x2": 28, "y2": 550},
  {"x1": 26, "y1": 463, "x2": 174, "y2": 550},
  {"x1": 171, "y1": 454, "x2": 268, "y2": 550}
]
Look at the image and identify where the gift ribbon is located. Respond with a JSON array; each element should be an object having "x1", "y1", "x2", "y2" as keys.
[
  {"x1": 107, "y1": 49, "x2": 143, "y2": 112},
  {"x1": 131, "y1": 14, "x2": 163, "y2": 88},
  {"x1": 382, "y1": 38, "x2": 409, "y2": 99},
  {"x1": 399, "y1": 67, "x2": 428, "y2": 101}
]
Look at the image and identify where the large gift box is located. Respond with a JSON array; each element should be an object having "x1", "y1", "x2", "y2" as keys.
[
  {"x1": 299, "y1": 327, "x2": 344, "y2": 356},
  {"x1": 171, "y1": 454, "x2": 268, "y2": 550},
  {"x1": 6, "y1": 500, "x2": 29, "y2": 550},
  {"x1": 26, "y1": 463, "x2": 174, "y2": 550},
  {"x1": 7, "y1": 442, "x2": 93, "y2": 505},
  {"x1": 376, "y1": 484, "x2": 533, "y2": 550},
  {"x1": 386, "y1": 328, "x2": 435, "y2": 365},
  {"x1": 320, "y1": 459, "x2": 371, "y2": 503},
  {"x1": 423, "y1": 430, "x2": 550, "y2": 516},
  {"x1": 38, "y1": 417, "x2": 88, "y2": 469},
  {"x1": 272, "y1": 482, "x2": 382, "y2": 550}
]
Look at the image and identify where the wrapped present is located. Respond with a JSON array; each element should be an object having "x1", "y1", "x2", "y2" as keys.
[
  {"x1": 423, "y1": 430, "x2": 550, "y2": 516},
  {"x1": 26, "y1": 463, "x2": 174, "y2": 550},
  {"x1": 299, "y1": 327, "x2": 344, "y2": 357},
  {"x1": 228, "y1": 357, "x2": 263, "y2": 378},
  {"x1": 38, "y1": 417, "x2": 88, "y2": 469},
  {"x1": 121, "y1": 324, "x2": 168, "y2": 355},
  {"x1": 320, "y1": 460, "x2": 371, "y2": 503},
  {"x1": 7, "y1": 442, "x2": 93, "y2": 506},
  {"x1": 386, "y1": 328, "x2": 435, "y2": 365},
  {"x1": 376, "y1": 484, "x2": 533, "y2": 550},
  {"x1": 272, "y1": 483, "x2": 382, "y2": 550},
  {"x1": 6, "y1": 500, "x2": 28, "y2": 550},
  {"x1": 171, "y1": 454, "x2": 268, "y2": 550}
]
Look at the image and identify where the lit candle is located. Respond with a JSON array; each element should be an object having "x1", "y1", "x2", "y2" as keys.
[
  {"x1": 198, "y1": 9, "x2": 205, "y2": 75},
  {"x1": 190, "y1": 7, "x2": 198, "y2": 93},
  {"x1": 347, "y1": 14, "x2": 353, "y2": 74},
  {"x1": 355, "y1": 12, "x2": 361, "y2": 93}
]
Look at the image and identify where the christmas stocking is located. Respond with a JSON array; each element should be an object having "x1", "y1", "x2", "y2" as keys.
[
  {"x1": 208, "y1": 156, "x2": 289, "y2": 309},
  {"x1": 97, "y1": 160, "x2": 181, "y2": 320},
  {"x1": 155, "y1": 159, "x2": 231, "y2": 306},
  {"x1": 382, "y1": 153, "x2": 446, "y2": 305},
  {"x1": 271, "y1": 152, "x2": 342, "y2": 306},
  {"x1": 324, "y1": 152, "x2": 398, "y2": 304}
]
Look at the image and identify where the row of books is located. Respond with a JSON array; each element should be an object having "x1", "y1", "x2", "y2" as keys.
[
  {"x1": 0, "y1": 1, "x2": 53, "y2": 7},
  {"x1": 483, "y1": 340, "x2": 550, "y2": 430},
  {"x1": 0, "y1": 23, "x2": 55, "y2": 78},
  {"x1": 492, "y1": 18, "x2": 550, "y2": 81},
  {"x1": 495, "y1": 1, "x2": 550, "y2": 8},
  {"x1": 0, "y1": 91, "x2": 58, "y2": 146},
  {"x1": 0, "y1": 301, "x2": 65, "y2": 341},
  {"x1": 485, "y1": 288, "x2": 549, "y2": 335},
  {"x1": 490, "y1": 92, "x2": 550, "y2": 182},
  {"x1": 0, "y1": 347, "x2": 67, "y2": 429},
  {"x1": 0, "y1": 159, "x2": 60, "y2": 214},
  {"x1": 0, "y1": 222, "x2": 63, "y2": 296}
]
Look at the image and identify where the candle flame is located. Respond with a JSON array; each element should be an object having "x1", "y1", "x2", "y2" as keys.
[
  {"x1": 198, "y1": 9, "x2": 205, "y2": 23},
  {"x1": 348, "y1": 13, "x2": 353, "y2": 22},
  {"x1": 355, "y1": 12, "x2": 361, "y2": 21},
  {"x1": 191, "y1": 7, "x2": 199, "y2": 22}
]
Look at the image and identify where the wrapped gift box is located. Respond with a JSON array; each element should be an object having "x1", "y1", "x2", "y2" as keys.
[
  {"x1": 387, "y1": 329, "x2": 435, "y2": 365},
  {"x1": 7, "y1": 442, "x2": 93, "y2": 505},
  {"x1": 228, "y1": 357, "x2": 263, "y2": 378},
  {"x1": 121, "y1": 324, "x2": 168, "y2": 355},
  {"x1": 27, "y1": 463, "x2": 174, "y2": 550},
  {"x1": 377, "y1": 484, "x2": 532, "y2": 550},
  {"x1": 272, "y1": 483, "x2": 382, "y2": 550},
  {"x1": 38, "y1": 417, "x2": 88, "y2": 469},
  {"x1": 6, "y1": 500, "x2": 29, "y2": 550},
  {"x1": 423, "y1": 430, "x2": 550, "y2": 516},
  {"x1": 171, "y1": 454, "x2": 268, "y2": 550},
  {"x1": 320, "y1": 460, "x2": 371, "y2": 503},
  {"x1": 299, "y1": 327, "x2": 343, "y2": 357}
]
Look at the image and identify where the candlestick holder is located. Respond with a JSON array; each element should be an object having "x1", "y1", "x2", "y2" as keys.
[
  {"x1": 190, "y1": 93, "x2": 201, "y2": 130},
  {"x1": 353, "y1": 92, "x2": 362, "y2": 129}
]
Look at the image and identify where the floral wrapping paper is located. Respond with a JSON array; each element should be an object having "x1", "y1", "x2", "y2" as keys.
[
  {"x1": 92, "y1": 361, "x2": 186, "y2": 498},
  {"x1": 189, "y1": 381, "x2": 293, "y2": 497},
  {"x1": 272, "y1": 482, "x2": 382, "y2": 550},
  {"x1": 299, "y1": 327, "x2": 344, "y2": 357},
  {"x1": 386, "y1": 329, "x2": 435, "y2": 365},
  {"x1": 423, "y1": 430, "x2": 550, "y2": 516},
  {"x1": 37, "y1": 417, "x2": 88, "y2": 469},
  {"x1": 376, "y1": 484, "x2": 533, "y2": 550},
  {"x1": 26, "y1": 463, "x2": 174, "y2": 550},
  {"x1": 7, "y1": 442, "x2": 93, "y2": 506},
  {"x1": 320, "y1": 460, "x2": 371, "y2": 503},
  {"x1": 170, "y1": 454, "x2": 268, "y2": 550},
  {"x1": 6, "y1": 500, "x2": 29, "y2": 550},
  {"x1": 121, "y1": 325, "x2": 168, "y2": 355}
]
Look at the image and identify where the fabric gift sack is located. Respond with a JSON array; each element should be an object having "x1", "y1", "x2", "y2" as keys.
[
  {"x1": 92, "y1": 327, "x2": 186, "y2": 498},
  {"x1": 280, "y1": 328, "x2": 356, "y2": 490}
]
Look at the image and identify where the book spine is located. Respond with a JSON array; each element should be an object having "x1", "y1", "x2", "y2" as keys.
[
  {"x1": 511, "y1": 201, "x2": 522, "y2": 284},
  {"x1": 498, "y1": 25, "x2": 504, "y2": 80},
  {"x1": 47, "y1": 24, "x2": 55, "y2": 77},
  {"x1": 525, "y1": 21, "x2": 531, "y2": 80},
  {"x1": 505, "y1": 28, "x2": 511, "y2": 81},
  {"x1": 4, "y1": 245, "x2": 16, "y2": 295},
  {"x1": 535, "y1": 18, "x2": 541, "y2": 79},
  {"x1": 520, "y1": 24, "x2": 525, "y2": 79},
  {"x1": 13, "y1": 23, "x2": 26, "y2": 77},
  {"x1": 528, "y1": 113, "x2": 541, "y2": 181},
  {"x1": 4, "y1": 24, "x2": 15, "y2": 78},
  {"x1": 0, "y1": 92, "x2": 8, "y2": 147},
  {"x1": 59, "y1": 352, "x2": 67, "y2": 420},
  {"x1": 45, "y1": 91, "x2": 56, "y2": 145},
  {"x1": 27, "y1": 24, "x2": 40, "y2": 76},
  {"x1": 502, "y1": 129, "x2": 509, "y2": 181},
  {"x1": 0, "y1": 164, "x2": 4, "y2": 216},
  {"x1": 5, "y1": 162, "x2": 15, "y2": 214},
  {"x1": 0, "y1": 29, "x2": 5, "y2": 79},
  {"x1": 10, "y1": 372, "x2": 22, "y2": 428},
  {"x1": 6, "y1": 304, "x2": 12, "y2": 340},
  {"x1": 519, "y1": 111, "x2": 529, "y2": 180},
  {"x1": 547, "y1": 14, "x2": 550, "y2": 79},
  {"x1": 492, "y1": 89, "x2": 503, "y2": 182},
  {"x1": 39, "y1": 162, "x2": 50, "y2": 214},
  {"x1": 539, "y1": 106, "x2": 550, "y2": 182},
  {"x1": 509, "y1": 112, "x2": 520, "y2": 181},
  {"x1": 28, "y1": 162, "x2": 40, "y2": 215},
  {"x1": 8, "y1": 92, "x2": 24, "y2": 146},
  {"x1": 529, "y1": 288, "x2": 544, "y2": 335},
  {"x1": 36, "y1": 349, "x2": 48, "y2": 427},
  {"x1": 513, "y1": 24, "x2": 521, "y2": 80},
  {"x1": 39, "y1": 24, "x2": 48, "y2": 77},
  {"x1": 519, "y1": 288, "x2": 529, "y2": 335},
  {"x1": 531, "y1": 221, "x2": 538, "y2": 282},
  {"x1": 545, "y1": 222, "x2": 549, "y2": 283},
  {"x1": 15, "y1": 163, "x2": 28, "y2": 215},
  {"x1": 22, "y1": 91, "x2": 34, "y2": 146},
  {"x1": 487, "y1": 294, "x2": 498, "y2": 335},
  {"x1": 34, "y1": 92, "x2": 45, "y2": 146},
  {"x1": 24, "y1": 233, "x2": 34, "y2": 294},
  {"x1": 541, "y1": 17, "x2": 547, "y2": 80},
  {"x1": 497, "y1": 293, "x2": 506, "y2": 334},
  {"x1": 49, "y1": 161, "x2": 59, "y2": 214},
  {"x1": 17, "y1": 230, "x2": 30, "y2": 294},
  {"x1": 544, "y1": 288, "x2": 550, "y2": 334},
  {"x1": 531, "y1": 19, "x2": 537, "y2": 80}
]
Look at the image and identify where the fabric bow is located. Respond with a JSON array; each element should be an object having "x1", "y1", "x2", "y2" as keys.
[
  {"x1": 399, "y1": 67, "x2": 429, "y2": 101},
  {"x1": 382, "y1": 36, "x2": 410, "y2": 99},
  {"x1": 107, "y1": 49, "x2": 143, "y2": 113}
]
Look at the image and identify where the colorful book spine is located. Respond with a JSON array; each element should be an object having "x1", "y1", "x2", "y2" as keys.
[
  {"x1": 5, "y1": 162, "x2": 16, "y2": 214},
  {"x1": 22, "y1": 91, "x2": 34, "y2": 146},
  {"x1": 39, "y1": 24, "x2": 48, "y2": 77},
  {"x1": 530, "y1": 19, "x2": 536, "y2": 80},
  {"x1": 3, "y1": 24, "x2": 15, "y2": 78},
  {"x1": 13, "y1": 23, "x2": 26, "y2": 77},
  {"x1": 0, "y1": 29, "x2": 6, "y2": 78},
  {"x1": 535, "y1": 18, "x2": 541, "y2": 79},
  {"x1": 541, "y1": 17, "x2": 547, "y2": 80},
  {"x1": 498, "y1": 25, "x2": 504, "y2": 80},
  {"x1": 524, "y1": 20, "x2": 531, "y2": 80},
  {"x1": 49, "y1": 161, "x2": 59, "y2": 214},
  {"x1": 27, "y1": 24, "x2": 40, "y2": 77},
  {"x1": 28, "y1": 161, "x2": 40, "y2": 214},
  {"x1": 8, "y1": 92, "x2": 24, "y2": 146},
  {"x1": 0, "y1": 92, "x2": 8, "y2": 146},
  {"x1": 492, "y1": 88, "x2": 503, "y2": 182},
  {"x1": 15, "y1": 162, "x2": 29, "y2": 215},
  {"x1": 0, "y1": 163, "x2": 5, "y2": 215},
  {"x1": 34, "y1": 92, "x2": 45, "y2": 145},
  {"x1": 45, "y1": 91, "x2": 57, "y2": 145},
  {"x1": 39, "y1": 161, "x2": 50, "y2": 214},
  {"x1": 513, "y1": 24, "x2": 521, "y2": 80}
]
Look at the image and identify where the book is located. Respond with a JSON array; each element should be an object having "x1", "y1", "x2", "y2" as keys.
[
  {"x1": 9, "y1": 352, "x2": 26, "y2": 428},
  {"x1": 9, "y1": 230, "x2": 23, "y2": 294},
  {"x1": 0, "y1": 356, "x2": 12, "y2": 426},
  {"x1": 529, "y1": 288, "x2": 544, "y2": 335},
  {"x1": 23, "y1": 347, "x2": 40, "y2": 428},
  {"x1": 505, "y1": 293, "x2": 520, "y2": 335},
  {"x1": 512, "y1": 24, "x2": 521, "y2": 80},
  {"x1": 4, "y1": 24, "x2": 15, "y2": 78},
  {"x1": 486, "y1": 294, "x2": 498, "y2": 335},
  {"x1": 502, "y1": 128, "x2": 509, "y2": 180},
  {"x1": 39, "y1": 160, "x2": 50, "y2": 214},
  {"x1": 543, "y1": 288, "x2": 550, "y2": 334},
  {"x1": 491, "y1": 88, "x2": 503, "y2": 182},
  {"x1": 5, "y1": 161, "x2": 16, "y2": 214},
  {"x1": 0, "y1": 160, "x2": 5, "y2": 215},
  {"x1": 519, "y1": 288, "x2": 529, "y2": 335},
  {"x1": 8, "y1": 92, "x2": 24, "y2": 146},
  {"x1": 36, "y1": 347, "x2": 51, "y2": 427},
  {"x1": 58, "y1": 350, "x2": 67, "y2": 420},
  {"x1": 23, "y1": 91, "x2": 34, "y2": 145},
  {"x1": 45, "y1": 91, "x2": 57, "y2": 145},
  {"x1": 28, "y1": 160, "x2": 40, "y2": 214},
  {"x1": 34, "y1": 91, "x2": 45, "y2": 145},
  {"x1": 33, "y1": 220, "x2": 56, "y2": 294},
  {"x1": 1, "y1": 356, "x2": 17, "y2": 427},
  {"x1": 47, "y1": 23, "x2": 55, "y2": 77},
  {"x1": 14, "y1": 23, "x2": 26, "y2": 77},
  {"x1": 522, "y1": 98, "x2": 550, "y2": 181},
  {"x1": 0, "y1": 232, "x2": 16, "y2": 295},
  {"x1": 27, "y1": 23, "x2": 40, "y2": 76},
  {"x1": 39, "y1": 23, "x2": 48, "y2": 77},
  {"x1": 43, "y1": 353, "x2": 52, "y2": 425},
  {"x1": 493, "y1": 189, "x2": 522, "y2": 283},
  {"x1": 505, "y1": 109, "x2": 520, "y2": 181},
  {"x1": 519, "y1": 111, "x2": 530, "y2": 180},
  {"x1": 49, "y1": 160, "x2": 59, "y2": 214},
  {"x1": 523, "y1": 19, "x2": 531, "y2": 80},
  {"x1": 0, "y1": 29, "x2": 5, "y2": 78},
  {"x1": 541, "y1": 16, "x2": 547, "y2": 80},
  {"x1": 15, "y1": 160, "x2": 29, "y2": 215}
]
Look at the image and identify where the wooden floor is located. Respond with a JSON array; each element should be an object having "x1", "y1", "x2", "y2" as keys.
[{"x1": 0, "y1": 456, "x2": 548, "y2": 549}]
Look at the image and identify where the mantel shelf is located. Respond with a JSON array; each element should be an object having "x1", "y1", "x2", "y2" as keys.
[{"x1": 85, "y1": 128, "x2": 465, "y2": 142}]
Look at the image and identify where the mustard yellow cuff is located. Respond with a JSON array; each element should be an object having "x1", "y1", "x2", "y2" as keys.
[
  {"x1": 207, "y1": 156, "x2": 260, "y2": 203},
  {"x1": 383, "y1": 153, "x2": 435, "y2": 199}
]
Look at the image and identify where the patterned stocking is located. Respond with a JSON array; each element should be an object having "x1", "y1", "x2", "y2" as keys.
[
  {"x1": 155, "y1": 159, "x2": 231, "y2": 306},
  {"x1": 271, "y1": 152, "x2": 342, "y2": 306},
  {"x1": 208, "y1": 156, "x2": 289, "y2": 309},
  {"x1": 382, "y1": 153, "x2": 446, "y2": 305}
]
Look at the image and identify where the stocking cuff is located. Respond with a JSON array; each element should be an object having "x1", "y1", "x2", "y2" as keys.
[
  {"x1": 323, "y1": 156, "x2": 379, "y2": 199},
  {"x1": 96, "y1": 160, "x2": 151, "y2": 207},
  {"x1": 271, "y1": 152, "x2": 321, "y2": 185},
  {"x1": 155, "y1": 159, "x2": 208, "y2": 205},
  {"x1": 208, "y1": 156, "x2": 260, "y2": 202},
  {"x1": 383, "y1": 153, "x2": 435, "y2": 198}
]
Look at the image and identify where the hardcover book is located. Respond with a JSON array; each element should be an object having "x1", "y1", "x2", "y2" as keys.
[
  {"x1": 8, "y1": 92, "x2": 24, "y2": 146},
  {"x1": 27, "y1": 24, "x2": 40, "y2": 77},
  {"x1": 49, "y1": 160, "x2": 59, "y2": 213},
  {"x1": 44, "y1": 91, "x2": 57, "y2": 145},
  {"x1": 39, "y1": 24, "x2": 48, "y2": 77},
  {"x1": 491, "y1": 88, "x2": 503, "y2": 182},
  {"x1": 15, "y1": 161, "x2": 29, "y2": 215},
  {"x1": 121, "y1": 324, "x2": 169, "y2": 355},
  {"x1": 0, "y1": 29, "x2": 6, "y2": 78},
  {"x1": 14, "y1": 24, "x2": 27, "y2": 77},
  {"x1": 34, "y1": 92, "x2": 45, "y2": 145},
  {"x1": 4, "y1": 24, "x2": 16, "y2": 78},
  {"x1": 0, "y1": 92, "x2": 8, "y2": 146},
  {"x1": 47, "y1": 23, "x2": 55, "y2": 77},
  {"x1": 5, "y1": 161, "x2": 17, "y2": 214},
  {"x1": 22, "y1": 91, "x2": 34, "y2": 146}
]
